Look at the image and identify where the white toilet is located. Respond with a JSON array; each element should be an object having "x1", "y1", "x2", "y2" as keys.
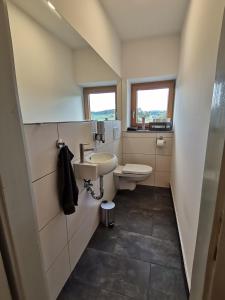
[{"x1": 114, "y1": 164, "x2": 153, "y2": 191}]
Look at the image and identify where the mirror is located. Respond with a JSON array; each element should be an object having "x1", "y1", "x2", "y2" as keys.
[{"x1": 7, "y1": 0, "x2": 121, "y2": 123}]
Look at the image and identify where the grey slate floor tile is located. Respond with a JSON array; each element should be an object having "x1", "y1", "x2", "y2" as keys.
[
  {"x1": 149, "y1": 289, "x2": 178, "y2": 300},
  {"x1": 88, "y1": 226, "x2": 182, "y2": 269},
  {"x1": 71, "y1": 248, "x2": 150, "y2": 300},
  {"x1": 152, "y1": 223, "x2": 179, "y2": 243},
  {"x1": 115, "y1": 208, "x2": 154, "y2": 236},
  {"x1": 150, "y1": 264, "x2": 187, "y2": 299},
  {"x1": 58, "y1": 278, "x2": 132, "y2": 300},
  {"x1": 57, "y1": 186, "x2": 188, "y2": 300}
]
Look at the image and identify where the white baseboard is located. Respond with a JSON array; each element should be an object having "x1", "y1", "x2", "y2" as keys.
[{"x1": 170, "y1": 184, "x2": 191, "y2": 290}]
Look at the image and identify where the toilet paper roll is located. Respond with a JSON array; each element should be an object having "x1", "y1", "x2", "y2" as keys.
[{"x1": 156, "y1": 139, "x2": 165, "y2": 147}]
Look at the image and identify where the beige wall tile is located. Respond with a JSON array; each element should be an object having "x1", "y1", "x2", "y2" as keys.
[
  {"x1": 122, "y1": 132, "x2": 157, "y2": 138},
  {"x1": 24, "y1": 124, "x2": 58, "y2": 181},
  {"x1": 123, "y1": 153, "x2": 155, "y2": 169},
  {"x1": 140, "y1": 173, "x2": 155, "y2": 186},
  {"x1": 155, "y1": 171, "x2": 171, "y2": 187},
  {"x1": 156, "y1": 138, "x2": 173, "y2": 155},
  {"x1": 58, "y1": 122, "x2": 94, "y2": 160},
  {"x1": 67, "y1": 188, "x2": 100, "y2": 240},
  {"x1": 69, "y1": 210, "x2": 99, "y2": 270},
  {"x1": 113, "y1": 139, "x2": 122, "y2": 157},
  {"x1": 33, "y1": 172, "x2": 60, "y2": 230},
  {"x1": 46, "y1": 246, "x2": 70, "y2": 300},
  {"x1": 96, "y1": 143, "x2": 113, "y2": 154},
  {"x1": 112, "y1": 120, "x2": 121, "y2": 137},
  {"x1": 39, "y1": 213, "x2": 67, "y2": 271},
  {"x1": 26, "y1": 120, "x2": 122, "y2": 298},
  {"x1": 156, "y1": 155, "x2": 171, "y2": 172},
  {"x1": 123, "y1": 137, "x2": 156, "y2": 154},
  {"x1": 104, "y1": 121, "x2": 113, "y2": 143},
  {"x1": 156, "y1": 132, "x2": 174, "y2": 138},
  {"x1": 117, "y1": 155, "x2": 123, "y2": 165}
]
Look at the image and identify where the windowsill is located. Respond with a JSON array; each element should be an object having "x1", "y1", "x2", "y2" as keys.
[{"x1": 124, "y1": 129, "x2": 174, "y2": 133}]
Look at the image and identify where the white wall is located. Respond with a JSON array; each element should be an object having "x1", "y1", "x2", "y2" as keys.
[
  {"x1": 122, "y1": 34, "x2": 180, "y2": 79},
  {"x1": 171, "y1": 0, "x2": 225, "y2": 288},
  {"x1": 52, "y1": 0, "x2": 122, "y2": 76},
  {"x1": 73, "y1": 47, "x2": 119, "y2": 85},
  {"x1": 8, "y1": 2, "x2": 84, "y2": 123},
  {"x1": 121, "y1": 35, "x2": 180, "y2": 130}
]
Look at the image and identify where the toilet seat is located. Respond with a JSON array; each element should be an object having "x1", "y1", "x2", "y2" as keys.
[
  {"x1": 113, "y1": 164, "x2": 153, "y2": 191},
  {"x1": 122, "y1": 164, "x2": 152, "y2": 175},
  {"x1": 114, "y1": 164, "x2": 152, "y2": 177}
]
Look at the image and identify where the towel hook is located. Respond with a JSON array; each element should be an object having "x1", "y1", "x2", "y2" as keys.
[{"x1": 56, "y1": 139, "x2": 65, "y2": 149}]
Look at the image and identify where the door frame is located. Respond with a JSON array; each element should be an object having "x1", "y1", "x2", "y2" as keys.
[{"x1": 203, "y1": 143, "x2": 225, "y2": 299}]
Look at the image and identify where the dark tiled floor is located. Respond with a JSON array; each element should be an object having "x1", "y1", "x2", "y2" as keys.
[{"x1": 58, "y1": 186, "x2": 188, "y2": 300}]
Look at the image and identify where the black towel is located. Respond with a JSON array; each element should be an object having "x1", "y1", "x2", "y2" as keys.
[{"x1": 57, "y1": 146, "x2": 79, "y2": 215}]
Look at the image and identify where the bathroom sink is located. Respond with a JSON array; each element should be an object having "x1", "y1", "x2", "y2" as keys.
[
  {"x1": 86, "y1": 152, "x2": 118, "y2": 176},
  {"x1": 74, "y1": 152, "x2": 118, "y2": 180}
]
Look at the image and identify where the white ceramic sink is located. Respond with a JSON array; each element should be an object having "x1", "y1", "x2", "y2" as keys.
[
  {"x1": 74, "y1": 152, "x2": 118, "y2": 180},
  {"x1": 86, "y1": 152, "x2": 118, "y2": 176}
]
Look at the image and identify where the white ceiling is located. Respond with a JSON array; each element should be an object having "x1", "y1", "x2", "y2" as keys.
[{"x1": 100, "y1": 0, "x2": 189, "y2": 41}]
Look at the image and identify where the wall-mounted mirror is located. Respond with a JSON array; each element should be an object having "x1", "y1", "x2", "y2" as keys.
[{"x1": 7, "y1": 0, "x2": 121, "y2": 123}]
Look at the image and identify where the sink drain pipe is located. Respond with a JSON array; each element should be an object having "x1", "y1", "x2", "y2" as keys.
[{"x1": 84, "y1": 175, "x2": 104, "y2": 200}]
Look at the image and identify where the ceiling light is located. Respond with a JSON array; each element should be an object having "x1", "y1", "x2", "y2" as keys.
[
  {"x1": 47, "y1": 1, "x2": 56, "y2": 11},
  {"x1": 46, "y1": 1, "x2": 62, "y2": 19}
]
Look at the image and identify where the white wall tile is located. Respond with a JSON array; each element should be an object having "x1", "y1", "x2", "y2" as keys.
[
  {"x1": 140, "y1": 173, "x2": 155, "y2": 186},
  {"x1": 32, "y1": 172, "x2": 60, "y2": 230},
  {"x1": 156, "y1": 138, "x2": 173, "y2": 155},
  {"x1": 27, "y1": 120, "x2": 122, "y2": 298},
  {"x1": 113, "y1": 139, "x2": 122, "y2": 157},
  {"x1": 123, "y1": 137, "x2": 156, "y2": 154},
  {"x1": 156, "y1": 132, "x2": 174, "y2": 138},
  {"x1": 96, "y1": 143, "x2": 113, "y2": 154},
  {"x1": 122, "y1": 132, "x2": 157, "y2": 138},
  {"x1": 69, "y1": 209, "x2": 99, "y2": 270},
  {"x1": 58, "y1": 122, "x2": 94, "y2": 160},
  {"x1": 121, "y1": 132, "x2": 173, "y2": 187},
  {"x1": 156, "y1": 155, "x2": 171, "y2": 172},
  {"x1": 155, "y1": 171, "x2": 171, "y2": 187},
  {"x1": 46, "y1": 246, "x2": 70, "y2": 300},
  {"x1": 24, "y1": 124, "x2": 58, "y2": 181},
  {"x1": 39, "y1": 213, "x2": 67, "y2": 271},
  {"x1": 104, "y1": 121, "x2": 113, "y2": 143},
  {"x1": 67, "y1": 188, "x2": 100, "y2": 240}
]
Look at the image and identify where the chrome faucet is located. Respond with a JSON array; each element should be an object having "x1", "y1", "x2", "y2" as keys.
[{"x1": 79, "y1": 143, "x2": 95, "y2": 163}]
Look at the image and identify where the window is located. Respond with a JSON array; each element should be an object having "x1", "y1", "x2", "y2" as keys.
[
  {"x1": 83, "y1": 86, "x2": 117, "y2": 121},
  {"x1": 131, "y1": 80, "x2": 175, "y2": 127}
]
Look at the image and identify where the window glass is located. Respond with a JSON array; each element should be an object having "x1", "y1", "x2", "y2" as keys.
[
  {"x1": 89, "y1": 92, "x2": 116, "y2": 121},
  {"x1": 137, "y1": 88, "x2": 169, "y2": 123}
]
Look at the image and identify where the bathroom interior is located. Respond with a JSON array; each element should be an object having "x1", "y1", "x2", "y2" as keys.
[{"x1": 1, "y1": 0, "x2": 225, "y2": 299}]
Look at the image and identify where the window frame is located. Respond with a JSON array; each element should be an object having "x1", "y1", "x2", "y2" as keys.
[
  {"x1": 131, "y1": 80, "x2": 176, "y2": 127},
  {"x1": 83, "y1": 85, "x2": 117, "y2": 121}
]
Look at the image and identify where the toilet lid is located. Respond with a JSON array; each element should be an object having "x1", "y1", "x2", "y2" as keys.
[{"x1": 122, "y1": 164, "x2": 153, "y2": 175}]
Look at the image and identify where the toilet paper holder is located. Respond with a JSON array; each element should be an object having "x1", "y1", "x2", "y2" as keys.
[{"x1": 156, "y1": 136, "x2": 166, "y2": 147}]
